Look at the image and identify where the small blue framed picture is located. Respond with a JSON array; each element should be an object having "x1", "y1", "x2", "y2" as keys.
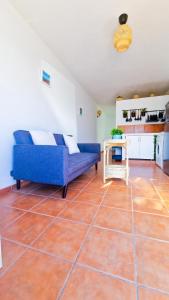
[{"x1": 42, "y1": 70, "x2": 51, "y2": 86}]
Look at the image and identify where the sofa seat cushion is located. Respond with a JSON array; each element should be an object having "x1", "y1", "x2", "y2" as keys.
[{"x1": 68, "y1": 152, "x2": 98, "y2": 175}]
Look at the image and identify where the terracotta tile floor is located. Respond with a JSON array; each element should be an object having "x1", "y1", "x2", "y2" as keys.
[{"x1": 1, "y1": 160, "x2": 169, "y2": 299}]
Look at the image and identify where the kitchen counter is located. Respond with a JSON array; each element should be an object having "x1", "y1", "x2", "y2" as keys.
[{"x1": 125, "y1": 132, "x2": 163, "y2": 136}]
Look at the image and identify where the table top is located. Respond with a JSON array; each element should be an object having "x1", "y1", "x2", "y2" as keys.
[{"x1": 103, "y1": 139, "x2": 128, "y2": 147}]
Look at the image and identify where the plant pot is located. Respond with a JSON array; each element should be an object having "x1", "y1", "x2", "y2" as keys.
[
  {"x1": 159, "y1": 112, "x2": 164, "y2": 119},
  {"x1": 141, "y1": 111, "x2": 146, "y2": 117},
  {"x1": 123, "y1": 112, "x2": 128, "y2": 118},
  {"x1": 131, "y1": 111, "x2": 136, "y2": 118},
  {"x1": 112, "y1": 135, "x2": 122, "y2": 139}
]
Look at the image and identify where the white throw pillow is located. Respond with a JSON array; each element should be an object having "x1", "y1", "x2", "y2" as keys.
[
  {"x1": 64, "y1": 135, "x2": 80, "y2": 154},
  {"x1": 30, "y1": 130, "x2": 57, "y2": 146}
]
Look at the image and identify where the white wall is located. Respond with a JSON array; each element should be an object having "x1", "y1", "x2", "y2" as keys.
[
  {"x1": 97, "y1": 104, "x2": 116, "y2": 149},
  {"x1": 0, "y1": 2, "x2": 97, "y2": 189},
  {"x1": 76, "y1": 88, "x2": 97, "y2": 143}
]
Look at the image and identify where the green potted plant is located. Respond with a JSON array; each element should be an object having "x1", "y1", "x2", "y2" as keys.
[
  {"x1": 123, "y1": 110, "x2": 128, "y2": 118},
  {"x1": 141, "y1": 108, "x2": 147, "y2": 117},
  {"x1": 131, "y1": 110, "x2": 136, "y2": 118},
  {"x1": 111, "y1": 128, "x2": 124, "y2": 139}
]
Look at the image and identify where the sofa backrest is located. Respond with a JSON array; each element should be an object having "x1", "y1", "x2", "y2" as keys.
[
  {"x1": 54, "y1": 134, "x2": 65, "y2": 145},
  {"x1": 14, "y1": 130, "x2": 33, "y2": 145},
  {"x1": 13, "y1": 130, "x2": 65, "y2": 146}
]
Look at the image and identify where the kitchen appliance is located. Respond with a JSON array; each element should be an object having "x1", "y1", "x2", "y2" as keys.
[
  {"x1": 156, "y1": 132, "x2": 164, "y2": 169},
  {"x1": 163, "y1": 102, "x2": 169, "y2": 175}
]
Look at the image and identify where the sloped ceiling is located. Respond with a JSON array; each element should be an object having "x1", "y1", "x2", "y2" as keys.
[{"x1": 10, "y1": 0, "x2": 169, "y2": 103}]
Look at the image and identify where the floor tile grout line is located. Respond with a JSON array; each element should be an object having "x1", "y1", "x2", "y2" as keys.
[
  {"x1": 131, "y1": 183, "x2": 139, "y2": 300},
  {"x1": 77, "y1": 262, "x2": 135, "y2": 285},
  {"x1": 1, "y1": 211, "x2": 27, "y2": 231},
  {"x1": 55, "y1": 200, "x2": 100, "y2": 220},
  {"x1": 138, "y1": 283, "x2": 169, "y2": 296},
  {"x1": 10, "y1": 181, "x2": 110, "y2": 200},
  {"x1": 56, "y1": 174, "x2": 109, "y2": 300},
  {"x1": 0, "y1": 216, "x2": 57, "y2": 278},
  {"x1": 32, "y1": 214, "x2": 169, "y2": 244},
  {"x1": 0, "y1": 171, "x2": 98, "y2": 286},
  {"x1": 133, "y1": 209, "x2": 169, "y2": 218},
  {"x1": 56, "y1": 217, "x2": 100, "y2": 299},
  {"x1": 152, "y1": 182, "x2": 169, "y2": 213},
  {"x1": 0, "y1": 196, "x2": 50, "y2": 213},
  {"x1": 1, "y1": 169, "x2": 99, "y2": 271},
  {"x1": 55, "y1": 214, "x2": 95, "y2": 226},
  {"x1": 24, "y1": 196, "x2": 50, "y2": 211},
  {"x1": 93, "y1": 224, "x2": 132, "y2": 236},
  {"x1": 28, "y1": 216, "x2": 57, "y2": 247},
  {"x1": 53, "y1": 174, "x2": 99, "y2": 218},
  {"x1": 2, "y1": 197, "x2": 169, "y2": 221},
  {"x1": 100, "y1": 204, "x2": 132, "y2": 212},
  {"x1": 2, "y1": 178, "x2": 97, "y2": 219},
  {"x1": 56, "y1": 176, "x2": 133, "y2": 299},
  {"x1": 4, "y1": 212, "x2": 169, "y2": 247},
  {"x1": 51, "y1": 216, "x2": 90, "y2": 226},
  {"x1": 2, "y1": 204, "x2": 169, "y2": 243},
  {"x1": 2, "y1": 236, "x2": 73, "y2": 265},
  {"x1": 0, "y1": 243, "x2": 27, "y2": 279},
  {"x1": 31, "y1": 179, "x2": 92, "y2": 201},
  {"x1": 54, "y1": 171, "x2": 102, "y2": 300},
  {"x1": 133, "y1": 176, "x2": 169, "y2": 300},
  {"x1": 2, "y1": 206, "x2": 56, "y2": 220},
  {"x1": 2, "y1": 167, "x2": 169, "y2": 297},
  {"x1": 50, "y1": 191, "x2": 104, "y2": 199},
  {"x1": 135, "y1": 233, "x2": 169, "y2": 244},
  {"x1": 49, "y1": 173, "x2": 96, "y2": 200}
]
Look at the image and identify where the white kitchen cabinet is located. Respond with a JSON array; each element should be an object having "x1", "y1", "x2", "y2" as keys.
[
  {"x1": 127, "y1": 135, "x2": 140, "y2": 159},
  {"x1": 139, "y1": 135, "x2": 154, "y2": 159},
  {"x1": 127, "y1": 134, "x2": 154, "y2": 160}
]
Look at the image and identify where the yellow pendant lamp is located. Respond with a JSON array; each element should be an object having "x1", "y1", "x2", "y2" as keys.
[{"x1": 114, "y1": 14, "x2": 132, "y2": 53}]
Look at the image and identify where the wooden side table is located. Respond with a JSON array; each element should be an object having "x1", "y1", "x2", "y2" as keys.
[{"x1": 103, "y1": 139, "x2": 129, "y2": 185}]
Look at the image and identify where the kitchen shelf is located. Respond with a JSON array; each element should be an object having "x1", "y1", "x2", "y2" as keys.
[
  {"x1": 122, "y1": 109, "x2": 165, "y2": 124},
  {"x1": 122, "y1": 109, "x2": 165, "y2": 112}
]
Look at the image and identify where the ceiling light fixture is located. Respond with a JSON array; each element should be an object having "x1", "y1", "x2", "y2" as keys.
[{"x1": 114, "y1": 13, "x2": 132, "y2": 53}]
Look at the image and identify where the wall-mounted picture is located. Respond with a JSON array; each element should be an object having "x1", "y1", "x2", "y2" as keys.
[{"x1": 42, "y1": 70, "x2": 51, "y2": 86}]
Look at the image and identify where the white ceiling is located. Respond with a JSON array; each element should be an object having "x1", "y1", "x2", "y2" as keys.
[{"x1": 10, "y1": 0, "x2": 169, "y2": 104}]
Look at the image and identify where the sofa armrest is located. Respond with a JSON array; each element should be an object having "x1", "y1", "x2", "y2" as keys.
[
  {"x1": 12, "y1": 145, "x2": 69, "y2": 186},
  {"x1": 78, "y1": 143, "x2": 101, "y2": 154}
]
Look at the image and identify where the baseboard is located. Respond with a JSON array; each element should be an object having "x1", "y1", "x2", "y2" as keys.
[
  {"x1": 0, "y1": 181, "x2": 30, "y2": 195},
  {"x1": 0, "y1": 185, "x2": 13, "y2": 195}
]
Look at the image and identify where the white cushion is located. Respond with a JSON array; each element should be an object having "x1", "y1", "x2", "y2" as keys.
[
  {"x1": 30, "y1": 130, "x2": 57, "y2": 146},
  {"x1": 63, "y1": 135, "x2": 80, "y2": 154}
]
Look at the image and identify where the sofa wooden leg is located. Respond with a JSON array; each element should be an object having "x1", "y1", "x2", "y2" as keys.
[
  {"x1": 62, "y1": 185, "x2": 68, "y2": 198},
  {"x1": 16, "y1": 180, "x2": 21, "y2": 190},
  {"x1": 95, "y1": 163, "x2": 98, "y2": 171}
]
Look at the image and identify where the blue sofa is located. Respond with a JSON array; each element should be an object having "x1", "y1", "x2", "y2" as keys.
[{"x1": 11, "y1": 130, "x2": 101, "y2": 198}]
